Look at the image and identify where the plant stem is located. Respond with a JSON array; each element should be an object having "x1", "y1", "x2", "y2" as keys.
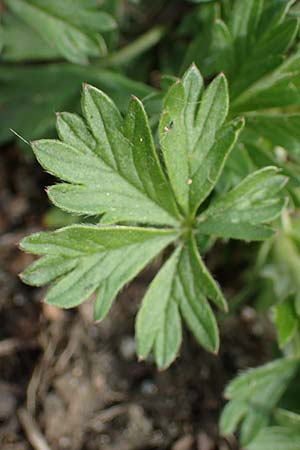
[{"x1": 105, "y1": 25, "x2": 167, "y2": 67}]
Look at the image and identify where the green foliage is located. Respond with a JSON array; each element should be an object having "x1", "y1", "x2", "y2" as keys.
[
  {"x1": 247, "y1": 426, "x2": 300, "y2": 450},
  {"x1": 20, "y1": 64, "x2": 286, "y2": 369},
  {"x1": 274, "y1": 408, "x2": 300, "y2": 429},
  {"x1": 7, "y1": 1, "x2": 300, "y2": 448},
  {"x1": 274, "y1": 297, "x2": 299, "y2": 349},
  {"x1": 3, "y1": 0, "x2": 116, "y2": 64},
  {"x1": 0, "y1": 64, "x2": 153, "y2": 144},
  {"x1": 257, "y1": 215, "x2": 300, "y2": 350},
  {"x1": 220, "y1": 358, "x2": 299, "y2": 446},
  {"x1": 197, "y1": 167, "x2": 287, "y2": 241},
  {"x1": 183, "y1": 0, "x2": 299, "y2": 110},
  {"x1": 180, "y1": 0, "x2": 300, "y2": 200},
  {"x1": 0, "y1": 0, "x2": 161, "y2": 146}
]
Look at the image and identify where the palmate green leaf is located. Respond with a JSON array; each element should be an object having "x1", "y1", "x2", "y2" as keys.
[
  {"x1": 247, "y1": 427, "x2": 300, "y2": 450},
  {"x1": 21, "y1": 225, "x2": 178, "y2": 316},
  {"x1": 159, "y1": 65, "x2": 244, "y2": 215},
  {"x1": 21, "y1": 64, "x2": 287, "y2": 370},
  {"x1": 184, "y1": 0, "x2": 298, "y2": 88},
  {"x1": 32, "y1": 85, "x2": 180, "y2": 226},
  {"x1": 212, "y1": 0, "x2": 300, "y2": 110},
  {"x1": 136, "y1": 235, "x2": 226, "y2": 369},
  {"x1": 197, "y1": 167, "x2": 287, "y2": 241},
  {"x1": 220, "y1": 358, "x2": 299, "y2": 445},
  {"x1": 4, "y1": 0, "x2": 116, "y2": 64},
  {"x1": 182, "y1": 0, "x2": 300, "y2": 173}
]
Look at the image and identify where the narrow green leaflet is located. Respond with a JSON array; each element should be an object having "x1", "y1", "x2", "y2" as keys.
[
  {"x1": 260, "y1": 225, "x2": 300, "y2": 315},
  {"x1": 136, "y1": 235, "x2": 226, "y2": 369},
  {"x1": 274, "y1": 297, "x2": 298, "y2": 348},
  {"x1": 21, "y1": 225, "x2": 178, "y2": 316},
  {"x1": 197, "y1": 167, "x2": 287, "y2": 241},
  {"x1": 223, "y1": 358, "x2": 298, "y2": 399},
  {"x1": 159, "y1": 65, "x2": 243, "y2": 214},
  {"x1": 220, "y1": 358, "x2": 299, "y2": 445},
  {"x1": 32, "y1": 84, "x2": 180, "y2": 226},
  {"x1": 274, "y1": 409, "x2": 300, "y2": 429},
  {"x1": 228, "y1": 0, "x2": 263, "y2": 68},
  {"x1": 219, "y1": 399, "x2": 248, "y2": 436},
  {"x1": 247, "y1": 427, "x2": 300, "y2": 450},
  {"x1": 136, "y1": 247, "x2": 183, "y2": 369},
  {"x1": 4, "y1": 0, "x2": 116, "y2": 64}
]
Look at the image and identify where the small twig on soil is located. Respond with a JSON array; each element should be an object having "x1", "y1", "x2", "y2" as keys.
[
  {"x1": 88, "y1": 404, "x2": 128, "y2": 430},
  {"x1": 26, "y1": 325, "x2": 60, "y2": 415},
  {"x1": 0, "y1": 338, "x2": 38, "y2": 357},
  {"x1": 54, "y1": 321, "x2": 82, "y2": 374},
  {"x1": 18, "y1": 408, "x2": 52, "y2": 450}
]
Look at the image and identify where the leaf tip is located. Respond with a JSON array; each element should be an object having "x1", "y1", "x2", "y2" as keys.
[
  {"x1": 82, "y1": 83, "x2": 94, "y2": 93},
  {"x1": 233, "y1": 116, "x2": 245, "y2": 131},
  {"x1": 217, "y1": 72, "x2": 228, "y2": 87},
  {"x1": 190, "y1": 62, "x2": 200, "y2": 73},
  {"x1": 222, "y1": 305, "x2": 229, "y2": 315},
  {"x1": 18, "y1": 272, "x2": 24, "y2": 281}
]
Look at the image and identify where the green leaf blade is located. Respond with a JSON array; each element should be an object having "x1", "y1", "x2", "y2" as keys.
[
  {"x1": 190, "y1": 117, "x2": 245, "y2": 213},
  {"x1": 21, "y1": 255, "x2": 78, "y2": 287},
  {"x1": 21, "y1": 225, "x2": 178, "y2": 311},
  {"x1": 274, "y1": 297, "x2": 298, "y2": 348},
  {"x1": 136, "y1": 234, "x2": 226, "y2": 368},
  {"x1": 247, "y1": 427, "x2": 300, "y2": 450},
  {"x1": 136, "y1": 247, "x2": 182, "y2": 368},
  {"x1": 159, "y1": 81, "x2": 190, "y2": 214},
  {"x1": 32, "y1": 85, "x2": 181, "y2": 227},
  {"x1": 221, "y1": 358, "x2": 299, "y2": 443},
  {"x1": 198, "y1": 167, "x2": 287, "y2": 241},
  {"x1": 124, "y1": 95, "x2": 181, "y2": 220},
  {"x1": 5, "y1": 0, "x2": 105, "y2": 64}
]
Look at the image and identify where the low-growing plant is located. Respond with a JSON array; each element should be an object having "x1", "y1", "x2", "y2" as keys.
[
  {"x1": 10, "y1": 0, "x2": 300, "y2": 448},
  {"x1": 20, "y1": 64, "x2": 288, "y2": 370}
]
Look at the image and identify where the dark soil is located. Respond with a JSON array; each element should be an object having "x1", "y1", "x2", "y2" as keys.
[{"x1": 0, "y1": 145, "x2": 274, "y2": 450}]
